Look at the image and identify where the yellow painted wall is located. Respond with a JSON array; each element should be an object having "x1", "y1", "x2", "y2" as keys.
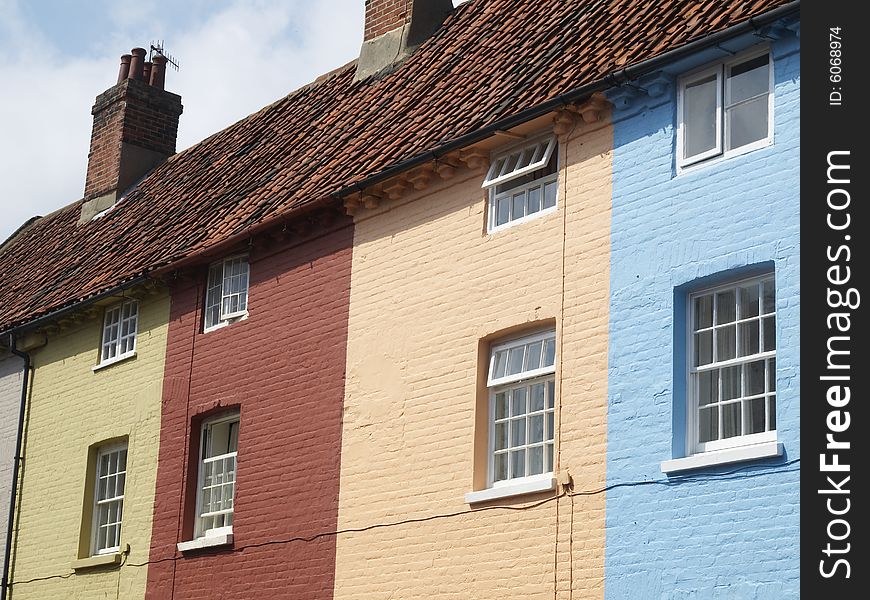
[
  {"x1": 334, "y1": 114, "x2": 612, "y2": 598},
  {"x1": 7, "y1": 292, "x2": 168, "y2": 600}
]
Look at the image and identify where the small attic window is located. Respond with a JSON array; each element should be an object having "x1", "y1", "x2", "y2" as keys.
[
  {"x1": 482, "y1": 136, "x2": 557, "y2": 190},
  {"x1": 484, "y1": 135, "x2": 559, "y2": 232}
]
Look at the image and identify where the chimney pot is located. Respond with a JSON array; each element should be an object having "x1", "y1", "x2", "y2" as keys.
[
  {"x1": 142, "y1": 61, "x2": 153, "y2": 85},
  {"x1": 150, "y1": 55, "x2": 167, "y2": 90},
  {"x1": 117, "y1": 54, "x2": 132, "y2": 83},
  {"x1": 128, "y1": 47, "x2": 146, "y2": 80}
]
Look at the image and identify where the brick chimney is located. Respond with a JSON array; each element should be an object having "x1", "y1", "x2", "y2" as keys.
[
  {"x1": 355, "y1": 0, "x2": 453, "y2": 81},
  {"x1": 80, "y1": 48, "x2": 183, "y2": 223}
]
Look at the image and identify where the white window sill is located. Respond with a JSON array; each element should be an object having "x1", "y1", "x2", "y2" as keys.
[
  {"x1": 203, "y1": 312, "x2": 249, "y2": 334},
  {"x1": 177, "y1": 533, "x2": 234, "y2": 553},
  {"x1": 92, "y1": 351, "x2": 136, "y2": 372},
  {"x1": 660, "y1": 441, "x2": 783, "y2": 474},
  {"x1": 71, "y1": 552, "x2": 121, "y2": 570},
  {"x1": 465, "y1": 474, "x2": 556, "y2": 505}
]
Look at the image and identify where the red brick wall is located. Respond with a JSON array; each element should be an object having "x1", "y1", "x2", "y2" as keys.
[
  {"x1": 364, "y1": 0, "x2": 411, "y2": 40},
  {"x1": 145, "y1": 219, "x2": 353, "y2": 599}
]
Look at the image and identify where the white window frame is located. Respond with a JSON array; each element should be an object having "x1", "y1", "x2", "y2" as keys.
[
  {"x1": 97, "y1": 299, "x2": 138, "y2": 367},
  {"x1": 204, "y1": 255, "x2": 250, "y2": 332},
  {"x1": 486, "y1": 330, "x2": 557, "y2": 490},
  {"x1": 91, "y1": 442, "x2": 127, "y2": 556},
  {"x1": 686, "y1": 274, "x2": 777, "y2": 457},
  {"x1": 484, "y1": 135, "x2": 559, "y2": 233},
  {"x1": 677, "y1": 48, "x2": 774, "y2": 171},
  {"x1": 193, "y1": 413, "x2": 239, "y2": 540}
]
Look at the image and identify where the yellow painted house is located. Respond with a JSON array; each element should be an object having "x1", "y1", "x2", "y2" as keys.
[
  {"x1": 6, "y1": 287, "x2": 168, "y2": 599},
  {"x1": 334, "y1": 109, "x2": 612, "y2": 599}
]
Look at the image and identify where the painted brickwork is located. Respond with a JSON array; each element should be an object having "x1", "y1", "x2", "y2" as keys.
[
  {"x1": 6, "y1": 293, "x2": 169, "y2": 599},
  {"x1": 605, "y1": 32, "x2": 800, "y2": 598},
  {"x1": 0, "y1": 352, "x2": 24, "y2": 582},
  {"x1": 145, "y1": 222, "x2": 353, "y2": 600},
  {"x1": 334, "y1": 116, "x2": 612, "y2": 599}
]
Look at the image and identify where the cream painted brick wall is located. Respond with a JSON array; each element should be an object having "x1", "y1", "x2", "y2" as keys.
[
  {"x1": 7, "y1": 293, "x2": 169, "y2": 600},
  {"x1": 335, "y1": 115, "x2": 612, "y2": 599}
]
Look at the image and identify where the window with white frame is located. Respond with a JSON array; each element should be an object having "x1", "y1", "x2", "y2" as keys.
[
  {"x1": 677, "y1": 50, "x2": 772, "y2": 169},
  {"x1": 92, "y1": 443, "x2": 127, "y2": 555},
  {"x1": 483, "y1": 136, "x2": 558, "y2": 231},
  {"x1": 194, "y1": 414, "x2": 239, "y2": 539},
  {"x1": 100, "y1": 300, "x2": 138, "y2": 364},
  {"x1": 487, "y1": 331, "x2": 557, "y2": 485},
  {"x1": 689, "y1": 274, "x2": 776, "y2": 454},
  {"x1": 204, "y1": 256, "x2": 250, "y2": 331}
]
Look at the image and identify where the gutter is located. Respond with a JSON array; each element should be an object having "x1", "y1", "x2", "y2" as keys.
[
  {"x1": 1, "y1": 336, "x2": 31, "y2": 600},
  {"x1": 0, "y1": 275, "x2": 149, "y2": 337},
  {"x1": 0, "y1": 0, "x2": 799, "y2": 336}
]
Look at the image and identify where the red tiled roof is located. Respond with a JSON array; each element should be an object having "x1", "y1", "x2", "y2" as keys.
[{"x1": 0, "y1": 0, "x2": 794, "y2": 332}]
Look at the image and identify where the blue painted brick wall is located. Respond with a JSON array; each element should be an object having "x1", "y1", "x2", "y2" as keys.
[{"x1": 605, "y1": 29, "x2": 800, "y2": 599}]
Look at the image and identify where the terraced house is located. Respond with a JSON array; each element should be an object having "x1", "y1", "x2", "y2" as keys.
[{"x1": 0, "y1": 0, "x2": 800, "y2": 599}]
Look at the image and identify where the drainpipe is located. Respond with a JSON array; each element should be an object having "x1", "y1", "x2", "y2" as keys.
[{"x1": 2, "y1": 334, "x2": 31, "y2": 600}]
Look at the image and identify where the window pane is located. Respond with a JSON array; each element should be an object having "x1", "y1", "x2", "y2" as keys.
[
  {"x1": 694, "y1": 331, "x2": 713, "y2": 366},
  {"x1": 699, "y1": 406, "x2": 718, "y2": 443},
  {"x1": 763, "y1": 316, "x2": 776, "y2": 352},
  {"x1": 694, "y1": 294, "x2": 713, "y2": 330},
  {"x1": 494, "y1": 453, "x2": 508, "y2": 482},
  {"x1": 496, "y1": 196, "x2": 510, "y2": 226},
  {"x1": 546, "y1": 443, "x2": 554, "y2": 472},
  {"x1": 698, "y1": 370, "x2": 718, "y2": 406},
  {"x1": 495, "y1": 392, "x2": 507, "y2": 420},
  {"x1": 526, "y1": 341, "x2": 543, "y2": 370},
  {"x1": 746, "y1": 360, "x2": 765, "y2": 396},
  {"x1": 716, "y1": 290, "x2": 736, "y2": 323},
  {"x1": 493, "y1": 351, "x2": 508, "y2": 379},
  {"x1": 530, "y1": 383, "x2": 545, "y2": 412},
  {"x1": 510, "y1": 450, "x2": 525, "y2": 479},
  {"x1": 768, "y1": 395, "x2": 776, "y2": 430},
  {"x1": 528, "y1": 186, "x2": 542, "y2": 214},
  {"x1": 507, "y1": 347, "x2": 525, "y2": 375},
  {"x1": 727, "y1": 55, "x2": 769, "y2": 104},
  {"x1": 547, "y1": 380, "x2": 555, "y2": 409},
  {"x1": 762, "y1": 279, "x2": 776, "y2": 313},
  {"x1": 543, "y1": 181, "x2": 557, "y2": 209},
  {"x1": 546, "y1": 412, "x2": 554, "y2": 440},
  {"x1": 529, "y1": 446, "x2": 544, "y2": 476},
  {"x1": 747, "y1": 397, "x2": 766, "y2": 434},
  {"x1": 543, "y1": 338, "x2": 556, "y2": 367},
  {"x1": 511, "y1": 419, "x2": 526, "y2": 446},
  {"x1": 717, "y1": 325, "x2": 736, "y2": 361},
  {"x1": 721, "y1": 365, "x2": 741, "y2": 400},
  {"x1": 683, "y1": 74, "x2": 718, "y2": 159},
  {"x1": 511, "y1": 388, "x2": 527, "y2": 416},
  {"x1": 512, "y1": 193, "x2": 525, "y2": 220},
  {"x1": 726, "y1": 96, "x2": 768, "y2": 150},
  {"x1": 738, "y1": 284, "x2": 760, "y2": 319},
  {"x1": 722, "y1": 402, "x2": 741, "y2": 438},
  {"x1": 529, "y1": 414, "x2": 544, "y2": 443},
  {"x1": 738, "y1": 320, "x2": 760, "y2": 357},
  {"x1": 495, "y1": 422, "x2": 507, "y2": 450}
]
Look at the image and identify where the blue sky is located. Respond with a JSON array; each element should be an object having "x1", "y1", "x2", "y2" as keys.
[{"x1": 2, "y1": 0, "x2": 462, "y2": 241}]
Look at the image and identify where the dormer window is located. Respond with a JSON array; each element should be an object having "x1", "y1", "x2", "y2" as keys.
[{"x1": 483, "y1": 136, "x2": 558, "y2": 232}]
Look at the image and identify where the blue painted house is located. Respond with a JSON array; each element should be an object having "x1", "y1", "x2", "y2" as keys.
[{"x1": 605, "y1": 16, "x2": 800, "y2": 599}]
